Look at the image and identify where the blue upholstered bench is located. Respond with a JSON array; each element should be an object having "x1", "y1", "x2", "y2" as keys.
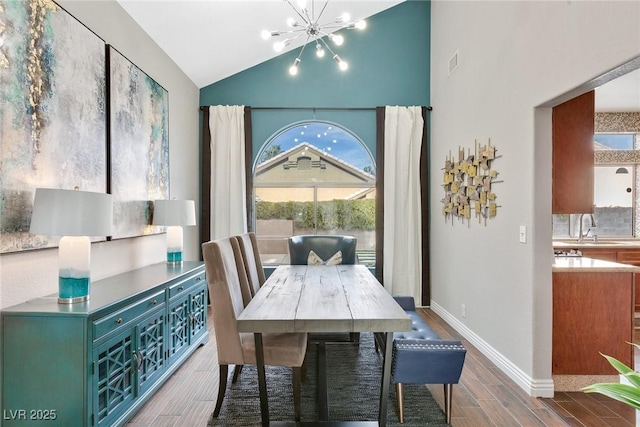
[{"x1": 389, "y1": 296, "x2": 467, "y2": 424}]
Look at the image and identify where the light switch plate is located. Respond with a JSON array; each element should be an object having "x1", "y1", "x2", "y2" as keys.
[{"x1": 519, "y1": 225, "x2": 527, "y2": 244}]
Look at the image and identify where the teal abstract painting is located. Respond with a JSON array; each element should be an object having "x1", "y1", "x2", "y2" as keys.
[
  {"x1": 0, "y1": 0, "x2": 107, "y2": 252},
  {"x1": 108, "y1": 46, "x2": 169, "y2": 239}
]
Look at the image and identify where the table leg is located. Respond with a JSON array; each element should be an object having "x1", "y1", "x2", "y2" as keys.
[
  {"x1": 379, "y1": 332, "x2": 393, "y2": 426},
  {"x1": 254, "y1": 333, "x2": 269, "y2": 426},
  {"x1": 317, "y1": 342, "x2": 329, "y2": 420}
]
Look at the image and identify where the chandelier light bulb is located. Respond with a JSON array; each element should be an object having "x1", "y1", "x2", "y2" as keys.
[
  {"x1": 261, "y1": 30, "x2": 272, "y2": 40},
  {"x1": 289, "y1": 58, "x2": 301, "y2": 75},
  {"x1": 286, "y1": 17, "x2": 297, "y2": 27},
  {"x1": 333, "y1": 54, "x2": 348, "y2": 71},
  {"x1": 315, "y1": 43, "x2": 325, "y2": 58},
  {"x1": 329, "y1": 33, "x2": 344, "y2": 46},
  {"x1": 337, "y1": 12, "x2": 350, "y2": 23},
  {"x1": 297, "y1": 0, "x2": 307, "y2": 10},
  {"x1": 273, "y1": 40, "x2": 286, "y2": 52},
  {"x1": 355, "y1": 20, "x2": 366, "y2": 30}
]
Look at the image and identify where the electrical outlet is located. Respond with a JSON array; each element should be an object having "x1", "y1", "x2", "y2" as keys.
[{"x1": 461, "y1": 304, "x2": 466, "y2": 318}]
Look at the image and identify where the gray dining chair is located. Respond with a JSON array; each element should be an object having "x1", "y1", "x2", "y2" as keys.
[
  {"x1": 288, "y1": 234, "x2": 357, "y2": 265},
  {"x1": 234, "y1": 232, "x2": 266, "y2": 299},
  {"x1": 202, "y1": 237, "x2": 308, "y2": 421}
]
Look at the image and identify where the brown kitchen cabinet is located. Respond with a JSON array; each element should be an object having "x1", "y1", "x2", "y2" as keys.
[
  {"x1": 552, "y1": 90, "x2": 595, "y2": 214},
  {"x1": 581, "y1": 247, "x2": 640, "y2": 311},
  {"x1": 552, "y1": 271, "x2": 634, "y2": 375}
]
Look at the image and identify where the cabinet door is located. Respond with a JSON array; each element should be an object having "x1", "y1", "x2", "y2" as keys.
[
  {"x1": 580, "y1": 248, "x2": 618, "y2": 262},
  {"x1": 168, "y1": 293, "x2": 191, "y2": 363},
  {"x1": 189, "y1": 283, "x2": 208, "y2": 341},
  {"x1": 552, "y1": 90, "x2": 595, "y2": 213},
  {"x1": 136, "y1": 306, "x2": 167, "y2": 396},
  {"x1": 92, "y1": 328, "x2": 136, "y2": 427}
]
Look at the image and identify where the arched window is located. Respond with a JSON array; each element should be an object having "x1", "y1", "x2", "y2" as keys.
[{"x1": 253, "y1": 121, "x2": 376, "y2": 266}]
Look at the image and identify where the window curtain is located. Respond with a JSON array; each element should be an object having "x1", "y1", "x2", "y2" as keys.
[
  {"x1": 209, "y1": 105, "x2": 247, "y2": 239},
  {"x1": 383, "y1": 106, "x2": 424, "y2": 302}
]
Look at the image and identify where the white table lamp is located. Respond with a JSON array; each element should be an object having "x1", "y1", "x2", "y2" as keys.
[
  {"x1": 153, "y1": 199, "x2": 196, "y2": 265},
  {"x1": 29, "y1": 188, "x2": 113, "y2": 304}
]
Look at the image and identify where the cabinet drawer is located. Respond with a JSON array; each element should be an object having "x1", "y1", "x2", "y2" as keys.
[
  {"x1": 93, "y1": 290, "x2": 166, "y2": 340},
  {"x1": 618, "y1": 250, "x2": 640, "y2": 266},
  {"x1": 168, "y1": 271, "x2": 206, "y2": 299}
]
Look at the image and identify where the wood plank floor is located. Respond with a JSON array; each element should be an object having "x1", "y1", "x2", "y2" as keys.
[{"x1": 125, "y1": 307, "x2": 634, "y2": 426}]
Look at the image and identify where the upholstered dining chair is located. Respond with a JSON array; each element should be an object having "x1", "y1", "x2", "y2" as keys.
[
  {"x1": 202, "y1": 237, "x2": 308, "y2": 421},
  {"x1": 229, "y1": 232, "x2": 267, "y2": 382},
  {"x1": 287, "y1": 234, "x2": 357, "y2": 265},
  {"x1": 234, "y1": 232, "x2": 266, "y2": 299}
]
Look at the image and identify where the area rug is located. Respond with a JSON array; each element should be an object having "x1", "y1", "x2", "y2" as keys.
[{"x1": 208, "y1": 333, "x2": 449, "y2": 426}]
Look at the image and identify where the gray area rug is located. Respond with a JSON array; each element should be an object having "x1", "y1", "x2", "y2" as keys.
[{"x1": 208, "y1": 333, "x2": 449, "y2": 426}]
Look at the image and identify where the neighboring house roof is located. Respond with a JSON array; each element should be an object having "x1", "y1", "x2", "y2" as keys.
[{"x1": 255, "y1": 142, "x2": 376, "y2": 184}]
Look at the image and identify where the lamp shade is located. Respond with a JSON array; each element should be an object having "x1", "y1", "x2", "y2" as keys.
[
  {"x1": 30, "y1": 188, "x2": 113, "y2": 236},
  {"x1": 153, "y1": 200, "x2": 196, "y2": 226}
]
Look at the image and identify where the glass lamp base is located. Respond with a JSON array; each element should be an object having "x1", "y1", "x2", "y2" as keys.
[
  {"x1": 58, "y1": 276, "x2": 90, "y2": 304},
  {"x1": 167, "y1": 251, "x2": 183, "y2": 265}
]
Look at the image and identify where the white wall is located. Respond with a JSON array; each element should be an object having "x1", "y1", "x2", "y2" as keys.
[
  {"x1": 430, "y1": 1, "x2": 640, "y2": 396},
  {"x1": 0, "y1": 0, "x2": 201, "y2": 309}
]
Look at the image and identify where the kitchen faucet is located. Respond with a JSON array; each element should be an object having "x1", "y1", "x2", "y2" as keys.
[{"x1": 577, "y1": 213, "x2": 596, "y2": 242}]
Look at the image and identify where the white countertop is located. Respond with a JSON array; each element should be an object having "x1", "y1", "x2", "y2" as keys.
[
  {"x1": 553, "y1": 239, "x2": 640, "y2": 249},
  {"x1": 553, "y1": 256, "x2": 640, "y2": 272}
]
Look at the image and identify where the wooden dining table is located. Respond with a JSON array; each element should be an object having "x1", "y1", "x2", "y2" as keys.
[{"x1": 236, "y1": 264, "x2": 412, "y2": 426}]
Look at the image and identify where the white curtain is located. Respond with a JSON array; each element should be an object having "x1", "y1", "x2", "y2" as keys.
[
  {"x1": 209, "y1": 105, "x2": 247, "y2": 239},
  {"x1": 383, "y1": 106, "x2": 424, "y2": 302}
]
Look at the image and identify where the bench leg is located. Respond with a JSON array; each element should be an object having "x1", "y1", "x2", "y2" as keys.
[
  {"x1": 396, "y1": 383, "x2": 404, "y2": 423},
  {"x1": 444, "y1": 383, "x2": 453, "y2": 424}
]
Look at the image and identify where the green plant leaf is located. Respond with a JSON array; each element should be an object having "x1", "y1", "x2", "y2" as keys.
[{"x1": 582, "y1": 383, "x2": 640, "y2": 410}]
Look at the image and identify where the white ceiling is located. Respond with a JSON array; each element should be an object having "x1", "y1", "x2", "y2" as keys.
[
  {"x1": 116, "y1": 0, "x2": 639, "y2": 110},
  {"x1": 595, "y1": 68, "x2": 640, "y2": 112},
  {"x1": 116, "y1": 0, "x2": 403, "y2": 88}
]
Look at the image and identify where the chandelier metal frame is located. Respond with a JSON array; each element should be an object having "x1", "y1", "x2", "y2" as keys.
[{"x1": 261, "y1": 0, "x2": 366, "y2": 75}]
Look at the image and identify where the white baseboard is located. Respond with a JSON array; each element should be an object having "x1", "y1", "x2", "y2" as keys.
[{"x1": 428, "y1": 301, "x2": 554, "y2": 398}]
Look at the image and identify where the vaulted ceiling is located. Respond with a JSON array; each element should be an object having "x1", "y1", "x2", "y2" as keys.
[
  {"x1": 116, "y1": 0, "x2": 639, "y2": 111},
  {"x1": 116, "y1": 0, "x2": 403, "y2": 88}
]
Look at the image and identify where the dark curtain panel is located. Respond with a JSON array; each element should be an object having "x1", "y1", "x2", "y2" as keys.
[
  {"x1": 201, "y1": 107, "x2": 211, "y2": 255},
  {"x1": 375, "y1": 107, "x2": 386, "y2": 285},
  {"x1": 244, "y1": 107, "x2": 254, "y2": 232},
  {"x1": 375, "y1": 106, "x2": 430, "y2": 305},
  {"x1": 420, "y1": 106, "x2": 430, "y2": 306}
]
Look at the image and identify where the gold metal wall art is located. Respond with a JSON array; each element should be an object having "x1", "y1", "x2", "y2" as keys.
[{"x1": 441, "y1": 139, "x2": 502, "y2": 226}]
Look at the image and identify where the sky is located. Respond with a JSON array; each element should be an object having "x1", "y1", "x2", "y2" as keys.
[
  {"x1": 259, "y1": 122, "x2": 375, "y2": 173},
  {"x1": 594, "y1": 134, "x2": 635, "y2": 150}
]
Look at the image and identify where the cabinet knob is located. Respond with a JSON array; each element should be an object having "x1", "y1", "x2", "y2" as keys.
[
  {"x1": 115, "y1": 318, "x2": 122, "y2": 324},
  {"x1": 179, "y1": 286, "x2": 185, "y2": 291},
  {"x1": 196, "y1": 276, "x2": 202, "y2": 281},
  {"x1": 151, "y1": 299, "x2": 157, "y2": 305}
]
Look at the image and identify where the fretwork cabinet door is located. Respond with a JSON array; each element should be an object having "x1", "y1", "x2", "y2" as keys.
[
  {"x1": 136, "y1": 305, "x2": 167, "y2": 396},
  {"x1": 92, "y1": 328, "x2": 136, "y2": 427}
]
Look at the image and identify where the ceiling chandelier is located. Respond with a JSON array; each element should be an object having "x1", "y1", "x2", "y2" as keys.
[{"x1": 261, "y1": 0, "x2": 367, "y2": 76}]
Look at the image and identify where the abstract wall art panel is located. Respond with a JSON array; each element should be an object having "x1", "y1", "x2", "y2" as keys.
[
  {"x1": 108, "y1": 46, "x2": 169, "y2": 239},
  {"x1": 0, "y1": 0, "x2": 107, "y2": 253}
]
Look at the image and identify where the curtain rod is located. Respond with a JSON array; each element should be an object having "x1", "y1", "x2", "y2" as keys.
[
  {"x1": 199, "y1": 106, "x2": 375, "y2": 111},
  {"x1": 199, "y1": 106, "x2": 433, "y2": 111}
]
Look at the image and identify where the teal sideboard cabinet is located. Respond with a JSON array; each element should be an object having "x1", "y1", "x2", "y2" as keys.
[{"x1": 1, "y1": 261, "x2": 208, "y2": 427}]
